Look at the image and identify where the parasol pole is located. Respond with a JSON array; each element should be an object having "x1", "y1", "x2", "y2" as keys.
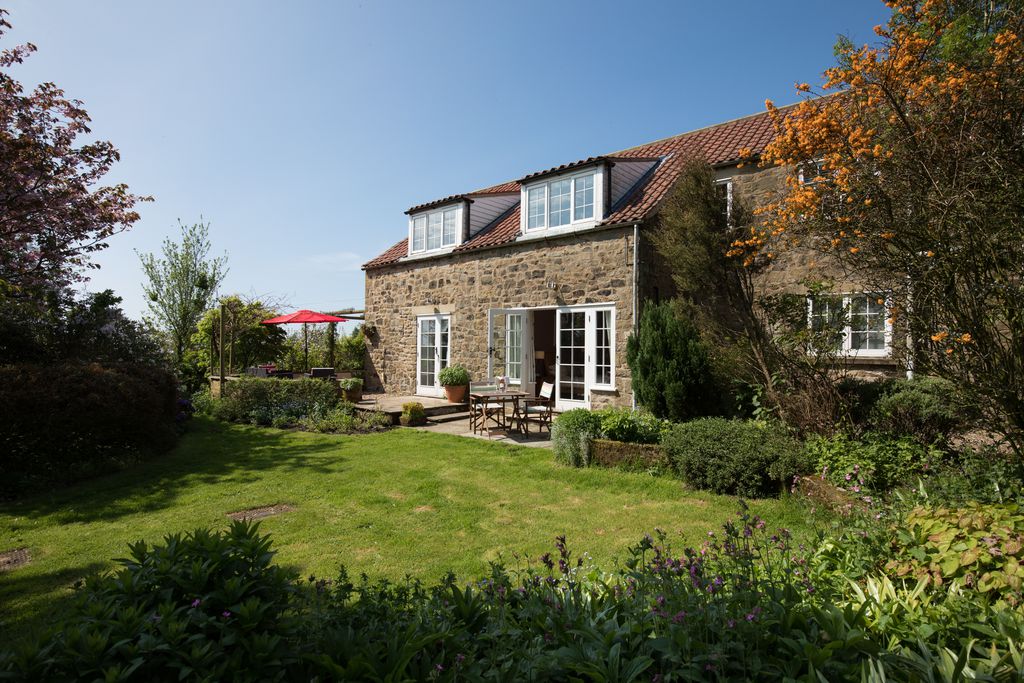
[{"x1": 303, "y1": 322, "x2": 309, "y2": 372}]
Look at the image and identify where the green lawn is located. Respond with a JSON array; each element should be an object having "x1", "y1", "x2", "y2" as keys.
[{"x1": 0, "y1": 418, "x2": 809, "y2": 632}]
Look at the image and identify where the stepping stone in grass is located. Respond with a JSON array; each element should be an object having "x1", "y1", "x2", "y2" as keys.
[
  {"x1": 0, "y1": 547, "x2": 30, "y2": 572},
  {"x1": 226, "y1": 504, "x2": 296, "y2": 521}
]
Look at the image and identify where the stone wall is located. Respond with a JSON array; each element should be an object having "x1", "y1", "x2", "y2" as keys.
[{"x1": 363, "y1": 226, "x2": 638, "y2": 408}]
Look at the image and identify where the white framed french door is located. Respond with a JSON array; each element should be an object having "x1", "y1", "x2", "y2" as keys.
[
  {"x1": 555, "y1": 305, "x2": 616, "y2": 411},
  {"x1": 416, "y1": 314, "x2": 449, "y2": 397},
  {"x1": 556, "y1": 308, "x2": 588, "y2": 410}
]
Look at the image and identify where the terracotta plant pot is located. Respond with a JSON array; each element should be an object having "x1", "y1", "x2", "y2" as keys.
[
  {"x1": 343, "y1": 389, "x2": 362, "y2": 403},
  {"x1": 444, "y1": 384, "x2": 468, "y2": 403}
]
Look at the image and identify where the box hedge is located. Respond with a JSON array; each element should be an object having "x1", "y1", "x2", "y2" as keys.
[{"x1": 0, "y1": 362, "x2": 179, "y2": 498}]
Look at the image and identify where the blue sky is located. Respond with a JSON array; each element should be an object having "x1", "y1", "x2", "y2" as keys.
[{"x1": 4, "y1": 1, "x2": 889, "y2": 321}]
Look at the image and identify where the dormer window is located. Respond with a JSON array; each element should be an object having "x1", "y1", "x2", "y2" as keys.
[
  {"x1": 409, "y1": 205, "x2": 462, "y2": 255},
  {"x1": 523, "y1": 170, "x2": 599, "y2": 232}
]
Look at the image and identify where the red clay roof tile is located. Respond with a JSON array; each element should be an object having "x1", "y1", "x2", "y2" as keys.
[{"x1": 365, "y1": 105, "x2": 790, "y2": 269}]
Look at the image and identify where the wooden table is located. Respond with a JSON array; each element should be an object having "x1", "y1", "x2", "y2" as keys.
[{"x1": 469, "y1": 390, "x2": 529, "y2": 434}]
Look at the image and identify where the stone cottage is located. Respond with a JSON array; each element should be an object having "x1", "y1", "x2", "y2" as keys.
[{"x1": 362, "y1": 105, "x2": 899, "y2": 410}]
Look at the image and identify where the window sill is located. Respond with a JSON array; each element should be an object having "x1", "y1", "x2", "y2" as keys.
[
  {"x1": 405, "y1": 246, "x2": 459, "y2": 260},
  {"x1": 518, "y1": 220, "x2": 598, "y2": 241}
]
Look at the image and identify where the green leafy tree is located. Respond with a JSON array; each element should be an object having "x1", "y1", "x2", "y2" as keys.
[
  {"x1": 653, "y1": 159, "x2": 849, "y2": 431},
  {"x1": 190, "y1": 296, "x2": 287, "y2": 383},
  {"x1": 138, "y1": 219, "x2": 227, "y2": 366},
  {"x1": 626, "y1": 301, "x2": 719, "y2": 422}
]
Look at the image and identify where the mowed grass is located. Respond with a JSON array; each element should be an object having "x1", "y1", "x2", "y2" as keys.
[{"x1": 0, "y1": 417, "x2": 809, "y2": 632}]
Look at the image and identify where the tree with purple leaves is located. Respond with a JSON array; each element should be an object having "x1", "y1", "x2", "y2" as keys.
[{"x1": 0, "y1": 9, "x2": 149, "y2": 306}]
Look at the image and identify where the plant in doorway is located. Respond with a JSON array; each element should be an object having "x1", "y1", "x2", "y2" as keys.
[{"x1": 438, "y1": 364, "x2": 470, "y2": 403}]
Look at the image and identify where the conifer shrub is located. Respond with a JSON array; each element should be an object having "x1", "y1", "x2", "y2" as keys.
[{"x1": 626, "y1": 302, "x2": 721, "y2": 421}]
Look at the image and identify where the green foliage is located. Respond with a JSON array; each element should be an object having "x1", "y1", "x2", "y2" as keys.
[
  {"x1": 214, "y1": 376, "x2": 339, "y2": 427},
  {"x1": 437, "y1": 364, "x2": 470, "y2": 386},
  {"x1": 806, "y1": 432, "x2": 940, "y2": 493},
  {"x1": 276, "y1": 325, "x2": 366, "y2": 376},
  {"x1": 0, "y1": 363, "x2": 179, "y2": 498},
  {"x1": 0, "y1": 289, "x2": 167, "y2": 367},
  {"x1": 138, "y1": 219, "x2": 228, "y2": 366},
  {"x1": 871, "y1": 376, "x2": 969, "y2": 444},
  {"x1": 626, "y1": 301, "x2": 720, "y2": 421},
  {"x1": 551, "y1": 408, "x2": 603, "y2": 467},
  {"x1": 338, "y1": 377, "x2": 363, "y2": 391},
  {"x1": 917, "y1": 445, "x2": 1024, "y2": 505},
  {"x1": 2, "y1": 522, "x2": 301, "y2": 680},
  {"x1": 8, "y1": 504, "x2": 1024, "y2": 681},
  {"x1": 400, "y1": 402, "x2": 426, "y2": 426},
  {"x1": 300, "y1": 403, "x2": 390, "y2": 433},
  {"x1": 662, "y1": 418, "x2": 807, "y2": 498},
  {"x1": 191, "y1": 387, "x2": 216, "y2": 416},
  {"x1": 887, "y1": 504, "x2": 1024, "y2": 605},
  {"x1": 595, "y1": 407, "x2": 668, "y2": 445},
  {"x1": 191, "y1": 295, "x2": 287, "y2": 384},
  {"x1": 335, "y1": 327, "x2": 366, "y2": 376}
]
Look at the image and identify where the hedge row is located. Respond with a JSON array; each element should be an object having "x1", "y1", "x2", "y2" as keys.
[{"x1": 0, "y1": 363, "x2": 180, "y2": 498}]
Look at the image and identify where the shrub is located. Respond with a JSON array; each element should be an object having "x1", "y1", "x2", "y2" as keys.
[
  {"x1": 806, "y1": 432, "x2": 939, "y2": 493},
  {"x1": 887, "y1": 503, "x2": 1024, "y2": 604},
  {"x1": 918, "y1": 445, "x2": 1024, "y2": 505},
  {"x1": 438, "y1": 364, "x2": 470, "y2": 386},
  {"x1": 215, "y1": 376, "x2": 338, "y2": 426},
  {"x1": 870, "y1": 376, "x2": 968, "y2": 444},
  {"x1": 399, "y1": 402, "x2": 426, "y2": 426},
  {"x1": 0, "y1": 362, "x2": 179, "y2": 498},
  {"x1": 835, "y1": 376, "x2": 896, "y2": 430},
  {"x1": 301, "y1": 404, "x2": 391, "y2": 433},
  {"x1": 551, "y1": 408, "x2": 603, "y2": 467},
  {"x1": 662, "y1": 418, "x2": 806, "y2": 497},
  {"x1": 191, "y1": 387, "x2": 216, "y2": 415},
  {"x1": 3, "y1": 522, "x2": 301, "y2": 680},
  {"x1": 626, "y1": 301, "x2": 721, "y2": 421},
  {"x1": 595, "y1": 407, "x2": 668, "y2": 444}
]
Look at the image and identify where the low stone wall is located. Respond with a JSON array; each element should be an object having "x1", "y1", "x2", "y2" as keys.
[{"x1": 590, "y1": 438, "x2": 669, "y2": 472}]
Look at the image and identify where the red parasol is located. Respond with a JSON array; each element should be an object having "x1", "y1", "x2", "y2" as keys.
[
  {"x1": 261, "y1": 310, "x2": 349, "y2": 371},
  {"x1": 261, "y1": 310, "x2": 348, "y2": 325}
]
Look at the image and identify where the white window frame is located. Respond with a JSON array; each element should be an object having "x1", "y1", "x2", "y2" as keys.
[
  {"x1": 416, "y1": 313, "x2": 450, "y2": 397},
  {"x1": 798, "y1": 159, "x2": 825, "y2": 186},
  {"x1": 408, "y1": 204, "x2": 462, "y2": 255},
  {"x1": 591, "y1": 307, "x2": 615, "y2": 390},
  {"x1": 806, "y1": 292, "x2": 892, "y2": 358},
  {"x1": 715, "y1": 178, "x2": 734, "y2": 226},
  {"x1": 521, "y1": 169, "x2": 601, "y2": 233},
  {"x1": 505, "y1": 313, "x2": 523, "y2": 385}
]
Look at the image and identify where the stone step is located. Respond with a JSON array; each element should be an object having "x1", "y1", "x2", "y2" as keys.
[{"x1": 428, "y1": 410, "x2": 471, "y2": 424}]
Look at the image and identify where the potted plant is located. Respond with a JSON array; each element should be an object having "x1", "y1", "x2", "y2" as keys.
[
  {"x1": 399, "y1": 401, "x2": 426, "y2": 426},
  {"x1": 339, "y1": 377, "x2": 363, "y2": 403},
  {"x1": 438, "y1": 364, "x2": 470, "y2": 403}
]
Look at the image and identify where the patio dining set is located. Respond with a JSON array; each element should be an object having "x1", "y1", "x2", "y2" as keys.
[{"x1": 468, "y1": 380, "x2": 554, "y2": 437}]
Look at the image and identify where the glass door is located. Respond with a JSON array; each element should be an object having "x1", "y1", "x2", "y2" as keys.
[
  {"x1": 555, "y1": 309, "x2": 587, "y2": 410},
  {"x1": 416, "y1": 314, "x2": 449, "y2": 397}
]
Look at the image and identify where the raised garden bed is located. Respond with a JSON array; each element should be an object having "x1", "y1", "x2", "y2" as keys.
[{"x1": 590, "y1": 439, "x2": 669, "y2": 472}]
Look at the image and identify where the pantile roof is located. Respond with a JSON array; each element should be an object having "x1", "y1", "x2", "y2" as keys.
[{"x1": 364, "y1": 104, "x2": 789, "y2": 269}]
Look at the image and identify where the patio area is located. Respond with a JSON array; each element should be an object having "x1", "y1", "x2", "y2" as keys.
[{"x1": 353, "y1": 394, "x2": 552, "y2": 448}]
